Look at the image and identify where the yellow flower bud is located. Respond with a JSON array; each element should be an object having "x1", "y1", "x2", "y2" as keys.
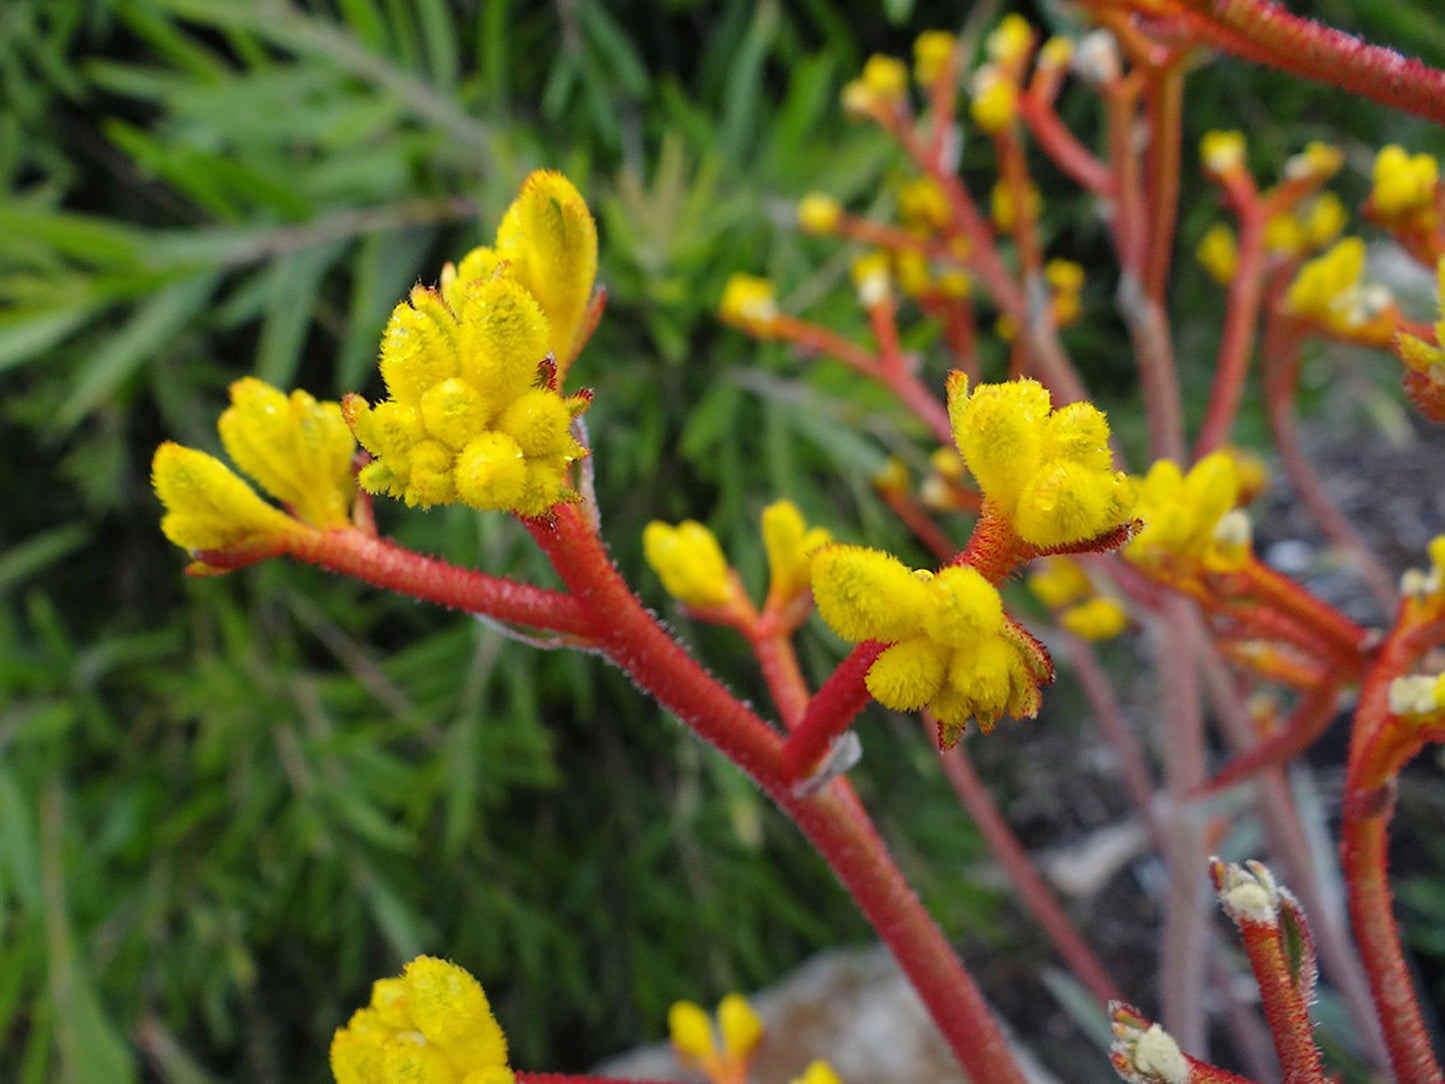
[
  {"x1": 898, "y1": 177, "x2": 951, "y2": 232},
  {"x1": 495, "y1": 170, "x2": 599, "y2": 368},
  {"x1": 990, "y1": 180, "x2": 1042, "y2": 231},
  {"x1": 1372, "y1": 145, "x2": 1439, "y2": 218},
  {"x1": 216, "y1": 378, "x2": 355, "y2": 529},
  {"x1": 761, "y1": 500, "x2": 831, "y2": 602},
  {"x1": 719, "y1": 274, "x2": 780, "y2": 334},
  {"x1": 1284, "y1": 141, "x2": 1343, "y2": 183},
  {"x1": 1060, "y1": 597, "x2": 1129, "y2": 640},
  {"x1": 970, "y1": 65, "x2": 1018, "y2": 133},
  {"x1": 798, "y1": 192, "x2": 843, "y2": 234},
  {"x1": 1195, "y1": 224, "x2": 1238, "y2": 285},
  {"x1": 1126, "y1": 452, "x2": 1241, "y2": 566},
  {"x1": 1303, "y1": 193, "x2": 1347, "y2": 248},
  {"x1": 153, "y1": 443, "x2": 302, "y2": 554},
  {"x1": 1201, "y1": 130, "x2": 1247, "y2": 178},
  {"x1": 1038, "y1": 36, "x2": 1074, "y2": 71},
  {"x1": 861, "y1": 54, "x2": 909, "y2": 104},
  {"x1": 986, "y1": 15, "x2": 1034, "y2": 71},
  {"x1": 643, "y1": 521, "x2": 734, "y2": 608},
  {"x1": 850, "y1": 251, "x2": 893, "y2": 308},
  {"x1": 914, "y1": 31, "x2": 956, "y2": 86}
]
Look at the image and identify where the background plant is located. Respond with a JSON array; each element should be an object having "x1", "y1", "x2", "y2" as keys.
[{"x1": 4, "y1": 1, "x2": 1445, "y2": 1082}]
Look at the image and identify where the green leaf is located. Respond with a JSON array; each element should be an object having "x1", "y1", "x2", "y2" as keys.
[
  {"x1": 0, "y1": 526, "x2": 90, "y2": 597},
  {"x1": 58, "y1": 274, "x2": 217, "y2": 430}
]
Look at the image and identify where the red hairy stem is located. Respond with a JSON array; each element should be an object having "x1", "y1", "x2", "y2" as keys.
[
  {"x1": 525, "y1": 504, "x2": 1028, "y2": 1084},
  {"x1": 1235, "y1": 558, "x2": 1370, "y2": 663},
  {"x1": 1018, "y1": 94, "x2": 1112, "y2": 196},
  {"x1": 934, "y1": 729, "x2": 1121, "y2": 1005},
  {"x1": 1194, "y1": 179, "x2": 1266, "y2": 459},
  {"x1": 1104, "y1": 76, "x2": 1148, "y2": 276},
  {"x1": 1194, "y1": 677, "x2": 1343, "y2": 796},
  {"x1": 1143, "y1": 59, "x2": 1186, "y2": 306},
  {"x1": 1261, "y1": 318, "x2": 1398, "y2": 612},
  {"x1": 780, "y1": 642, "x2": 885, "y2": 781},
  {"x1": 1066, "y1": 635, "x2": 1166, "y2": 852},
  {"x1": 749, "y1": 628, "x2": 812, "y2": 732},
  {"x1": 209, "y1": 528, "x2": 599, "y2": 638},
  {"x1": 996, "y1": 128, "x2": 1046, "y2": 285},
  {"x1": 1229, "y1": 917, "x2": 1327, "y2": 1081},
  {"x1": 1176, "y1": 0, "x2": 1445, "y2": 128},
  {"x1": 1156, "y1": 601, "x2": 1210, "y2": 1053},
  {"x1": 1199, "y1": 651, "x2": 1389, "y2": 1069},
  {"x1": 1341, "y1": 607, "x2": 1445, "y2": 1083}
]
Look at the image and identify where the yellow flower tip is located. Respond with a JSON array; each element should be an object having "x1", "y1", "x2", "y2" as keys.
[
  {"x1": 717, "y1": 993, "x2": 764, "y2": 1061},
  {"x1": 1046, "y1": 259, "x2": 1084, "y2": 327},
  {"x1": 797, "y1": 193, "x2": 843, "y2": 234},
  {"x1": 1200, "y1": 130, "x2": 1247, "y2": 178},
  {"x1": 986, "y1": 15, "x2": 1034, "y2": 72},
  {"x1": 667, "y1": 1000, "x2": 716, "y2": 1064},
  {"x1": 872, "y1": 456, "x2": 910, "y2": 495},
  {"x1": 893, "y1": 249, "x2": 932, "y2": 299},
  {"x1": 937, "y1": 268, "x2": 972, "y2": 299},
  {"x1": 457, "y1": 276, "x2": 552, "y2": 400},
  {"x1": 1060, "y1": 597, "x2": 1129, "y2": 641},
  {"x1": 453, "y1": 431, "x2": 529, "y2": 512},
  {"x1": 439, "y1": 246, "x2": 504, "y2": 313},
  {"x1": 970, "y1": 65, "x2": 1018, "y2": 134},
  {"x1": 810, "y1": 545, "x2": 931, "y2": 643},
  {"x1": 1197, "y1": 223, "x2": 1239, "y2": 284},
  {"x1": 379, "y1": 287, "x2": 464, "y2": 406},
  {"x1": 1285, "y1": 237, "x2": 1390, "y2": 332},
  {"x1": 331, "y1": 957, "x2": 510, "y2": 1084},
  {"x1": 152, "y1": 442, "x2": 301, "y2": 555},
  {"x1": 850, "y1": 251, "x2": 893, "y2": 308},
  {"x1": 1304, "y1": 193, "x2": 1348, "y2": 248},
  {"x1": 762, "y1": 500, "x2": 830, "y2": 602},
  {"x1": 1284, "y1": 141, "x2": 1344, "y2": 183},
  {"x1": 1372, "y1": 144, "x2": 1440, "y2": 218},
  {"x1": 719, "y1": 274, "x2": 780, "y2": 335},
  {"x1": 898, "y1": 177, "x2": 951, "y2": 232},
  {"x1": 1221, "y1": 446, "x2": 1269, "y2": 504},
  {"x1": 867, "y1": 637, "x2": 950, "y2": 711},
  {"x1": 1027, "y1": 556, "x2": 1093, "y2": 609},
  {"x1": 1204, "y1": 509, "x2": 1253, "y2": 572},
  {"x1": 644, "y1": 520, "x2": 734, "y2": 608},
  {"x1": 861, "y1": 54, "x2": 909, "y2": 104},
  {"x1": 1038, "y1": 36, "x2": 1074, "y2": 71},
  {"x1": 790, "y1": 1062, "x2": 844, "y2": 1084},
  {"x1": 914, "y1": 31, "x2": 956, "y2": 86},
  {"x1": 1263, "y1": 211, "x2": 1306, "y2": 258},
  {"x1": 949, "y1": 377, "x2": 1051, "y2": 511},
  {"x1": 495, "y1": 169, "x2": 599, "y2": 367},
  {"x1": 929, "y1": 447, "x2": 965, "y2": 482}
]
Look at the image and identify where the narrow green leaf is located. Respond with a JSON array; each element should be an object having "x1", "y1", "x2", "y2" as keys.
[
  {"x1": 335, "y1": 0, "x2": 389, "y2": 52},
  {"x1": 58, "y1": 274, "x2": 217, "y2": 430},
  {"x1": 0, "y1": 526, "x2": 90, "y2": 597},
  {"x1": 415, "y1": 0, "x2": 458, "y2": 89},
  {"x1": 254, "y1": 241, "x2": 346, "y2": 388},
  {"x1": 0, "y1": 306, "x2": 100, "y2": 375}
]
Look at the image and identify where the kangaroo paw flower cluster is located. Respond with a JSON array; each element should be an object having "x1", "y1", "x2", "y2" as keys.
[
  {"x1": 811, "y1": 546, "x2": 1051, "y2": 746},
  {"x1": 330, "y1": 956, "x2": 514, "y2": 1084},
  {"x1": 947, "y1": 374, "x2": 1135, "y2": 550},
  {"x1": 1123, "y1": 452, "x2": 1246, "y2": 574},
  {"x1": 344, "y1": 173, "x2": 596, "y2": 517},
  {"x1": 153, "y1": 378, "x2": 357, "y2": 567}
]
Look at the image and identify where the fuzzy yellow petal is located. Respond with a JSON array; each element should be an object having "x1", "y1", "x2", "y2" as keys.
[
  {"x1": 668, "y1": 1000, "x2": 715, "y2": 1062},
  {"x1": 717, "y1": 993, "x2": 764, "y2": 1060},
  {"x1": 921, "y1": 566, "x2": 1004, "y2": 647},
  {"x1": 379, "y1": 287, "x2": 461, "y2": 406},
  {"x1": 454, "y1": 277, "x2": 551, "y2": 403},
  {"x1": 1014, "y1": 461, "x2": 1133, "y2": 547},
  {"x1": 216, "y1": 378, "x2": 355, "y2": 528},
  {"x1": 762, "y1": 500, "x2": 831, "y2": 601},
  {"x1": 420, "y1": 378, "x2": 492, "y2": 451},
  {"x1": 153, "y1": 443, "x2": 300, "y2": 553},
  {"x1": 949, "y1": 377, "x2": 1051, "y2": 513},
  {"x1": 866, "y1": 637, "x2": 950, "y2": 711},
  {"x1": 791, "y1": 1062, "x2": 845, "y2": 1084},
  {"x1": 495, "y1": 170, "x2": 598, "y2": 368},
  {"x1": 1027, "y1": 557, "x2": 1093, "y2": 609},
  {"x1": 454, "y1": 432, "x2": 528, "y2": 512},
  {"x1": 401, "y1": 957, "x2": 509, "y2": 1068},
  {"x1": 811, "y1": 545, "x2": 930, "y2": 643}
]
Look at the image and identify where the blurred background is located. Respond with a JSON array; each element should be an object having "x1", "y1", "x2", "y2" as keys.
[{"x1": 4, "y1": 1, "x2": 1444, "y2": 1081}]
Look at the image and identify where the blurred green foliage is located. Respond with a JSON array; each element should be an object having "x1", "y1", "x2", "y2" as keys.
[{"x1": 3, "y1": 0, "x2": 1444, "y2": 1081}]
